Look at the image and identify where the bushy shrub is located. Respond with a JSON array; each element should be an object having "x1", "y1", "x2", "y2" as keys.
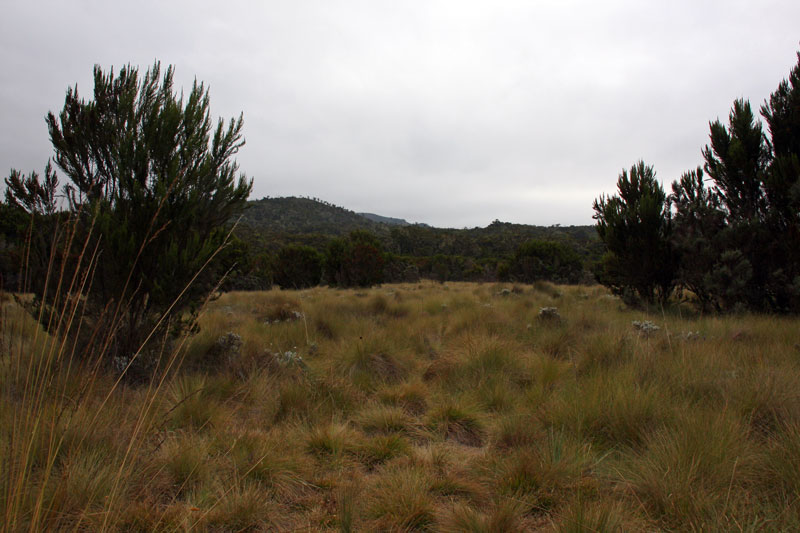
[
  {"x1": 325, "y1": 230, "x2": 385, "y2": 287},
  {"x1": 272, "y1": 244, "x2": 323, "y2": 289},
  {"x1": 510, "y1": 239, "x2": 583, "y2": 284},
  {"x1": 669, "y1": 53, "x2": 800, "y2": 312},
  {"x1": 4, "y1": 62, "x2": 252, "y2": 378},
  {"x1": 593, "y1": 161, "x2": 676, "y2": 305}
]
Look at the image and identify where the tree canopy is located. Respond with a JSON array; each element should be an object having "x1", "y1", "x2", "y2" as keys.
[
  {"x1": 595, "y1": 50, "x2": 800, "y2": 312},
  {"x1": 4, "y1": 62, "x2": 252, "y2": 378},
  {"x1": 593, "y1": 161, "x2": 676, "y2": 305}
]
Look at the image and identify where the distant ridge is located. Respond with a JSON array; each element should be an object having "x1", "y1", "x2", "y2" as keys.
[
  {"x1": 241, "y1": 196, "x2": 386, "y2": 236},
  {"x1": 357, "y1": 212, "x2": 410, "y2": 226},
  {"x1": 237, "y1": 196, "x2": 599, "y2": 260},
  {"x1": 236, "y1": 196, "x2": 599, "y2": 249}
]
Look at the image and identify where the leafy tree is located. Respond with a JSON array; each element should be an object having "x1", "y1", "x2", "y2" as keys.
[
  {"x1": 593, "y1": 161, "x2": 676, "y2": 305},
  {"x1": 761, "y1": 51, "x2": 800, "y2": 310},
  {"x1": 699, "y1": 99, "x2": 776, "y2": 309},
  {"x1": 219, "y1": 236, "x2": 272, "y2": 292},
  {"x1": 762, "y1": 54, "x2": 800, "y2": 228},
  {"x1": 325, "y1": 230, "x2": 385, "y2": 287},
  {"x1": 273, "y1": 244, "x2": 324, "y2": 289},
  {"x1": 697, "y1": 94, "x2": 794, "y2": 310},
  {"x1": 509, "y1": 239, "x2": 583, "y2": 284},
  {"x1": 429, "y1": 254, "x2": 452, "y2": 283},
  {"x1": 703, "y1": 99, "x2": 770, "y2": 222},
  {"x1": 4, "y1": 163, "x2": 59, "y2": 216},
  {"x1": 668, "y1": 167, "x2": 727, "y2": 310},
  {"x1": 0, "y1": 202, "x2": 28, "y2": 291},
  {"x1": 3, "y1": 164, "x2": 63, "y2": 293},
  {"x1": 6, "y1": 62, "x2": 252, "y2": 377},
  {"x1": 594, "y1": 51, "x2": 800, "y2": 312},
  {"x1": 382, "y1": 253, "x2": 421, "y2": 283}
]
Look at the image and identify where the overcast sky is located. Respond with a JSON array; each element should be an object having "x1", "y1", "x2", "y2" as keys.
[{"x1": 1, "y1": 1, "x2": 799, "y2": 227}]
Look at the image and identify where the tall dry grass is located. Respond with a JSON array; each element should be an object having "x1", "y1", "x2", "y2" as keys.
[{"x1": 3, "y1": 278, "x2": 800, "y2": 530}]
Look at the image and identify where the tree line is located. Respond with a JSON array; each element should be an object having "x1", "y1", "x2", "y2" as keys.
[
  {"x1": 220, "y1": 226, "x2": 589, "y2": 291},
  {"x1": 219, "y1": 201, "x2": 601, "y2": 290},
  {"x1": 594, "y1": 50, "x2": 800, "y2": 312}
]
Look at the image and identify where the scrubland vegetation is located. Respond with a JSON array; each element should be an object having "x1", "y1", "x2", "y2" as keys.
[
  {"x1": 3, "y1": 50, "x2": 800, "y2": 532},
  {"x1": 3, "y1": 281, "x2": 800, "y2": 531}
]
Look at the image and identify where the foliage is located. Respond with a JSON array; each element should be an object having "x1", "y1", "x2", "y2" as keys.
[
  {"x1": 703, "y1": 99, "x2": 771, "y2": 222},
  {"x1": 596, "y1": 50, "x2": 800, "y2": 313},
  {"x1": 218, "y1": 236, "x2": 272, "y2": 292},
  {"x1": 0, "y1": 202, "x2": 28, "y2": 291},
  {"x1": 593, "y1": 161, "x2": 676, "y2": 305},
  {"x1": 698, "y1": 99, "x2": 780, "y2": 310},
  {"x1": 4, "y1": 162, "x2": 59, "y2": 216},
  {"x1": 230, "y1": 198, "x2": 601, "y2": 287},
  {"x1": 2, "y1": 165, "x2": 64, "y2": 293},
  {"x1": 4, "y1": 62, "x2": 252, "y2": 377},
  {"x1": 241, "y1": 196, "x2": 388, "y2": 237},
  {"x1": 668, "y1": 168, "x2": 726, "y2": 310},
  {"x1": 325, "y1": 230, "x2": 386, "y2": 287},
  {"x1": 272, "y1": 244, "x2": 324, "y2": 289},
  {"x1": 509, "y1": 239, "x2": 583, "y2": 284},
  {"x1": 382, "y1": 253, "x2": 421, "y2": 283},
  {"x1": 760, "y1": 51, "x2": 800, "y2": 310},
  {"x1": 667, "y1": 52, "x2": 800, "y2": 312}
]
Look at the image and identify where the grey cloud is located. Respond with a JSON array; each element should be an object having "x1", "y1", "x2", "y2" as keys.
[{"x1": 3, "y1": 0, "x2": 800, "y2": 226}]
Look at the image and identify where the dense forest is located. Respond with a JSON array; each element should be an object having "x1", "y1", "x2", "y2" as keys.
[{"x1": 222, "y1": 196, "x2": 601, "y2": 290}]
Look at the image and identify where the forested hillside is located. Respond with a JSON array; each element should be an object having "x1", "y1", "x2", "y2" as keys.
[
  {"x1": 237, "y1": 196, "x2": 598, "y2": 257},
  {"x1": 242, "y1": 197, "x2": 388, "y2": 236},
  {"x1": 224, "y1": 196, "x2": 601, "y2": 290}
]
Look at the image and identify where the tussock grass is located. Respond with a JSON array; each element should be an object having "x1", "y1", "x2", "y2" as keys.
[
  {"x1": 306, "y1": 421, "x2": 362, "y2": 457},
  {"x1": 438, "y1": 500, "x2": 527, "y2": 533},
  {"x1": 4, "y1": 280, "x2": 800, "y2": 530},
  {"x1": 356, "y1": 402, "x2": 415, "y2": 435},
  {"x1": 426, "y1": 398, "x2": 486, "y2": 447},
  {"x1": 553, "y1": 499, "x2": 632, "y2": 532},
  {"x1": 356, "y1": 433, "x2": 412, "y2": 466},
  {"x1": 378, "y1": 379, "x2": 430, "y2": 415},
  {"x1": 614, "y1": 408, "x2": 761, "y2": 528},
  {"x1": 160, "y1": 433, "x2": 213, "y2": 494},
  {"x1": 365, "y1": 464, "x2": 436, "y2": 530},
  {"x1": 541, "y1": 369, "x2": 670, "y2": 449}
]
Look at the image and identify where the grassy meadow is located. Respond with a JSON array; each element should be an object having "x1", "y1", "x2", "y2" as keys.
[{"x1": 2, "y1": 281, "x2": 800, "y2": 531}]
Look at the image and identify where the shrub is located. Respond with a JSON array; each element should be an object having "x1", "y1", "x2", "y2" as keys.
[
  {"x1": 325, "y1": 230, "x2": 385, "y2": 287},
  {"x1": 4, "y1": 62, "x2": 252, "y2": 378},
  {"x1": 510, "y1": 240, "x2": 583, "y2": 284},
  {"x1": 593, "y1": 161, "x2": 676, "y2": 305},
  {"x1": 272, "y1": 244, "x2": 323, "y2": 289}
]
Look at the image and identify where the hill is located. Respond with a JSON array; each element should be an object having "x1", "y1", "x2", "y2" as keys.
[
  {"x1": 238, "y1": 196, "x2": 598, "y2": 258},
  {"x1": 230, "y1": 196, "x2": 602, "y2": 286},
  {"x1": 241, "y1": 196, "x2": 386, "y2": 236},
  {"x1": 357, "y1": 212, "x2": 412, "y2": 226}
]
